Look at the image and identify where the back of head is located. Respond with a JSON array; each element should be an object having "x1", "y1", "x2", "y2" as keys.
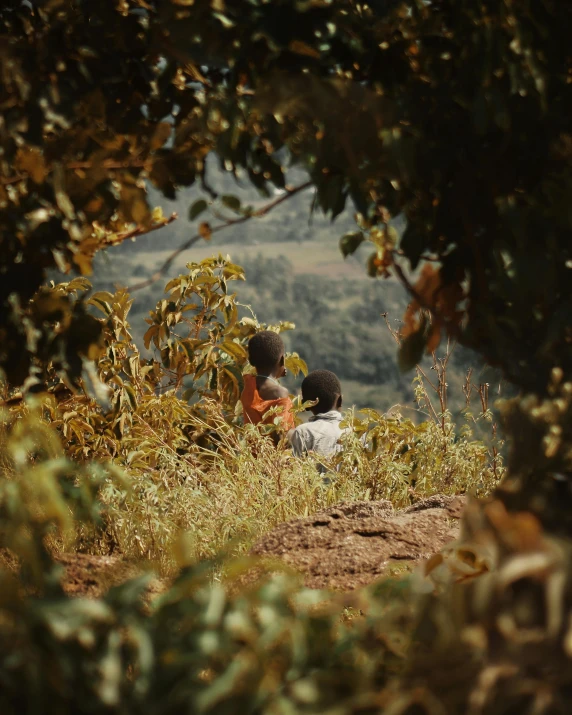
[
  {"x1": 301, "y1": 369, "x2": 342, "y2": 413},
  {"x1": 248, "y1": 330, "x2": 285, "y2": 372}
]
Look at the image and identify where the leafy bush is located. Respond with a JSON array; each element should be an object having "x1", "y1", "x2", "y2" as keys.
[
  {"x1": 0, "y1": 258, "x2": 502, "y2": 573},
  {"x1": 0, "y1": 254, "x2": 508, "y2": 714},
  {"x1": 0, "y1": 406, "x2": 562, "y2": 715}
]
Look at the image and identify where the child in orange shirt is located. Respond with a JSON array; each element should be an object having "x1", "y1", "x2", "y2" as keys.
[{"x1": 240, "y1": 330, "x2": 295, "y2": 442}]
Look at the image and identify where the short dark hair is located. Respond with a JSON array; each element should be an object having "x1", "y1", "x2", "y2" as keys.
[
  {"x1": 301, "y1": 370, "x2": 342, "y2": 412},
  {"x1": 248, "y1": 330, "x2": 285, "y2": 370}
]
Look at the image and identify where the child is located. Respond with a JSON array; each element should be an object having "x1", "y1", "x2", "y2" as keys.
[
  {"x1": 240, "y1": 330, "x2": 295, "y2": 439},
  {"x1": 290, "y1": 369, "x2": 347, "y2": 467}
]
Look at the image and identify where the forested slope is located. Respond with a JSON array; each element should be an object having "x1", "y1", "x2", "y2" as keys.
[{"x1": 84, "y1": 164, "x2": 493, "y2": 414}]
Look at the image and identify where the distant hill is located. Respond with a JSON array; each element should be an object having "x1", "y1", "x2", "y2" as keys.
[{"x1": 84, "y1": 160, "x2": 501, "y2": 417}]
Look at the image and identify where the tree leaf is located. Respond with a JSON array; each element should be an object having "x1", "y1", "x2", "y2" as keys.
[
  {"x1": 15, "y1": 147, "x2": 47, "y2": 184},
  {"x1": 398, "y1": 316, "x2": 429, "y2": 372},
  {"x1": 340, "y1": 231, "x2": 365, "y2": 258},
  {"x1": 367, "y1": 251, "x2": 382, "y2": 277},
  {"x1": 199, "y1": 222, "x2": 212, "y2": 241},
  {"x1": 189, "y1": 199, "x2": 208, "y2": 221},
  {"x1": 220, "y1": 340, "x2": 247, "y2": 361},
  {"x1": 143, "y1": 325, "x2": 159, "y2": 350},
  {"x1": 285, "y1": 353, "x2": 308, "y2": 377},
  {"x1": 150, "y1": 121, "x2": 172, "y2": 150},
  {"x1": 221, "y1": 195, "x2": 241, "y2": 212}
]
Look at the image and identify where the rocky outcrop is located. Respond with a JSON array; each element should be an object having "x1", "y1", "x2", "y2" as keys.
[{"x1": 251, "y1": 495, "x2": 466, "y2": 591}]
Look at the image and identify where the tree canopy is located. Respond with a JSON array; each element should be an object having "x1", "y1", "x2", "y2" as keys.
[
  {"x1": 2, "y1": 0, "x2": 572, "y2": 398},
  {"x1": 3, "y1": 5, "x2": 572, "y2": 707}
]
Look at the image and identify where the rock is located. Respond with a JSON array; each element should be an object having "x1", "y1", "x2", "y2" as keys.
[{"x1": 251, "y1": 495, "x2": 467, "y2": 591}]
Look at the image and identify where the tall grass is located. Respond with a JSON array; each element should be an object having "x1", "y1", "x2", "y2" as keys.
[{"x1": 81, "y1": 391, "x2": 503, "y2": 574}]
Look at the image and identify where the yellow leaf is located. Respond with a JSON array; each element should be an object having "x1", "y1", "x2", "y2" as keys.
[
  {"x1": 288, "y1": 40, "x2": 321, "y2": 59},
  {"x1": 120, "y1": 182, "x2": 151, "y2": 227},
  {"x1": 285, "y1": 353, "x2": 308, "y2": 376},
  {"x1": 150, "y1": 122, "x2": 172, "y2": 151},
  {"x1": 143, "y1": 325, "x2": 159, "y2": 350},
  {"x1": 73, "y1": 252, "x2": 93, "y2": 276},
  {"x1": 220, "y1": 341, "x2": 247, "y2": 361},
  {"x1": 152, "y1": 206, "x2": 165, "y2": 223},
  {"x1": 15, "y1": 147, "x2": 47, "y2": 184}
]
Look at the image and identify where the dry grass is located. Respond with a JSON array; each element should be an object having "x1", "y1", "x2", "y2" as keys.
[{"x1": 77, "y1": 395, "x2": 504, "y2": 575}]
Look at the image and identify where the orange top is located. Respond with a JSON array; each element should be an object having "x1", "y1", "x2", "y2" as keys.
[{"x1": 240, "y1": 374, "x2": 295, "y2": 432}]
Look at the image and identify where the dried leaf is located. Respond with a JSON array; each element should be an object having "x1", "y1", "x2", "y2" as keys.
[
  {"x1": 150, "y1": 121, "x2": 172, "y2": 150},
  {"x1": 199, "y1": 222, "x2": 212, "y2": 241},
  {"x1": 15, "y1": 147, "x2": 47, "y2": 184},
  {"x1": 288, "y1": 40, "x2": 321, "y2": 59}
]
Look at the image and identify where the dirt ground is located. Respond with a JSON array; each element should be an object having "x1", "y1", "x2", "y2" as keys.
[
  {"x1": 251, "y1": 495, "x2": 466, "y2": 591},
  {"x1": 0, "y1": 495, "x2": 465, "y2": 598},
  {"x1": 55, "y1": 552, "x2": 165, "y2": 599},
  {"x1": 0, "y1": 548, "x2": 165, "y2": 600}
]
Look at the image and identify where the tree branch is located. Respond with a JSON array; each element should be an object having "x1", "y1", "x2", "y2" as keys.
[
  {"x1": 128, "y1": 181, "x2": 313, "y2": 292},
  {"x1": 390, "y1": 252, "x2": 463, "y2": 342},
  {"x1": 110, "y1": 212, "x2": 178, "y2": 244},
  {"x1": 0, "y1": 158, "x2": 149, "y2": 186}
]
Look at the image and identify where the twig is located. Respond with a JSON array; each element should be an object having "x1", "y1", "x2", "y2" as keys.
[
  {"x1": 381, "y1": 311, "x2": 441, "y2": 423},
  {"x1": 111, "y1": 212, "x2": 178, "y2": 244},
  {"x1": 128, "y1": 181, "x2": 312, "y2": 292},
  {"x1": 380, "y1": 312, "x2": 401, "y2": 345},
  {"x1": 390, "y1": 252, "x2": 463, "y2": 342},
  {"x1": 390, "y1": 256, "x2": 433, "y2": 314},
  {"x1": 415, "y1": 364, "x2": 438, "y2": 393},
  {"x1": 1, "y1": 158, "x2": 149, "y2": 186}
]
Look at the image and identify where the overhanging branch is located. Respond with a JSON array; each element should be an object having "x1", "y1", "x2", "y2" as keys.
[{"x1": 128, "y1": 181, "x2": 313, "y2": 292}]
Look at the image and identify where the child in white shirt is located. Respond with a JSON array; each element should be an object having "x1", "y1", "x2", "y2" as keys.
[{"x1": 290, "y1": 370, "x2": 348, "y2": 472}]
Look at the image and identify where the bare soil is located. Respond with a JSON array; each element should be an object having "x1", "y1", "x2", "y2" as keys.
[
  {"x1": 56, "y1": 552, "x2": 164, "y2": 599},
  {"x1": 251, "y1": 495, "x2": 466, "y2": 591},
  {"x1": 0, "y1": 548, "x2": 165, "y2": 600},
  {"x1": 1, "y1": 495, "x2": 465, "y2": 598}
]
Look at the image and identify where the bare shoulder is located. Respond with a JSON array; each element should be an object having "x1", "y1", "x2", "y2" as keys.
[{"x1": 257, "y1": 379, "x2": 290, "y2": 400}]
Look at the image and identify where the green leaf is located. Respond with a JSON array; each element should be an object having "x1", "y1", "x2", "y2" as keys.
[
  {"x1": 221, "y1": 195, "x2": 241, "y2": 212},
  {"x1": 340, "y1": 231, "x2": 365, "y2": 258},
  {"x1": 220, "y1": 340, "x2": 247, "y2": 361},
  {"x1": 189, "y1": 199, "x2": 208, "y2": 221}
]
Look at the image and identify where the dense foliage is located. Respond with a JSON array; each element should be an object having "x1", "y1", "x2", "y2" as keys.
[
  {"x1": 92, "y1": 246, "x2": 484, "y2": 413},
  {"x1": 0, "y1": 257, "x2": 507, "y2": 713},
  {"x1": 3, "y1": 259, "x2": 501, "y2": 570},
  {"x1": 0, "y1": 402, "x2": 566, "y2": 715},
  {"x1": 2, "y1": 1, "x2": 572, "y2": 713},
  {"x1": 3, "y1": 0, "x2": 572, "y2": 396}
]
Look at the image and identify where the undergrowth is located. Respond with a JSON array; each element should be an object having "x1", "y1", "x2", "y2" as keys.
[
  {"x1": 88, "y1": 396, "x2": 503, "y2": 573},
  {"x1": 7, "y1": 257, "x2": 561, "y2": 715},
  {"x1": 1, "y1": 257, "x2": 504, "y2": 573}
]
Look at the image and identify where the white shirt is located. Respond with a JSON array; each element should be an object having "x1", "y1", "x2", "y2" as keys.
[{"x1": 290, "y1": 411, "x2": 348, "y2": 466}]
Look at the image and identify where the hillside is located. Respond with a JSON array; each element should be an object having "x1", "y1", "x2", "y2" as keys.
[{"x1": 86, "y1": 163, "x2": 497, "y2": 416}]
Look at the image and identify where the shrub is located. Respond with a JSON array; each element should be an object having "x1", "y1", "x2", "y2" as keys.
[
  {"x1": 2, "y1": 258, "x2": 503, "y2": 573},
  {"x1": 0, "y1": 256, "x2": 507, "y2": 713}
]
